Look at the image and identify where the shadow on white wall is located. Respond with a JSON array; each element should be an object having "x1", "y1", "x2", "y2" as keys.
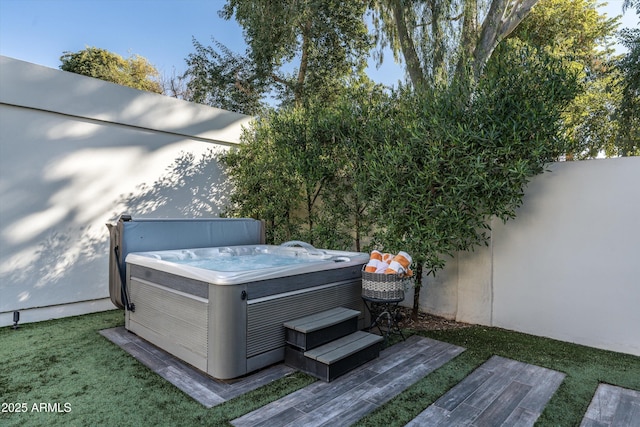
[
  {"x1": 1, "y1": 143, "x2": 229, "y2": 312},
  {"x1": 0, "y1": 56, "x2": 249, "y2": 320}
]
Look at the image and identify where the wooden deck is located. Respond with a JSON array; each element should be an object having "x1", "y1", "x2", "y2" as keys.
[
  {"x1": 406, "y1": 355, "x2": 565, "y2": 426},
  {"x1": 580, "y1": 384, "x2": 640, "y2": 427},
  {"x1": 231, "y1": 335, "x2": 465, "y2": 427},
  {"x1": 99, "y1": 327, "x2": 296, "y2": 408}
]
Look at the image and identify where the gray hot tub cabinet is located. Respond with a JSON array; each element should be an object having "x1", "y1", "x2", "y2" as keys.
[
  {"x1": 124, "y1": 262, "x2": 365, "y2": 379},
  {"x1": 108, "y1": 216, "x2": 366, "y2": 380}
]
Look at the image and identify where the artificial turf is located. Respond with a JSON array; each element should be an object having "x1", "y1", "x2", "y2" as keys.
[
  {"x1": 356, "y1": 326, "x2": 640, "y2": 426},
  {"x1": 1, "y1": 310, "x2": 638, "y2": 426},
  {"x1": 0, "y1": 310, "x2": 314, "y2": 426}
]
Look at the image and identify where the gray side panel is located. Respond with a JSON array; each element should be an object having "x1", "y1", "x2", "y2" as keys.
[
  {"x1": 126, "y1": 278, "x2": 209, "y2": 372},
  {"x1": 245, "y1": 265, "x2": 364, "y2": 300},
  {"x1": 246, "y1": 280, "x2": 363, "y2": 359},
  {"x1": 129, "y1": 265, "x2": 209, "y2": 299},
  {"x1": 208, "y1": 282, "x2": 248, "y2": 379}
]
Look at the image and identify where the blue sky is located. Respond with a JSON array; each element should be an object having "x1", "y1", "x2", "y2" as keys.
[{"x1": 0, "y1": 0, "x2": 637, "y2": 89}]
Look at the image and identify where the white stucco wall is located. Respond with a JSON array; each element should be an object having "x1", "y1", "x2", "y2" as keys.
[
  {"x1": 412, "y1": 157, "x2": 640, "y2": 356},
  {"x1": 491, "y1": 157, "x2": 640, "y2": 356},
  {"x1": 0, "y1": 56, "x2": 252, "y2": 326}
]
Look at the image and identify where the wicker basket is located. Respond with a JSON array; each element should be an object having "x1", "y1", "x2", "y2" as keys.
[{"x1": 361, "y1": 268, "x2": 411, "y2": 300}]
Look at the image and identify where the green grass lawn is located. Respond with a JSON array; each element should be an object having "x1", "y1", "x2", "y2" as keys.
[{"x1": 1, "y1": 310, "x2": 638, "y2": 426}]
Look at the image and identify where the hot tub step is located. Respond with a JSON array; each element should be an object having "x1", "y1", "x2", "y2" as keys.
[
  {"x1": 285, "y1": 331, "x2": 383, "y2": 382},
  {"x1": 284, "y1": 307, "x2": 360, "y2": 351}
]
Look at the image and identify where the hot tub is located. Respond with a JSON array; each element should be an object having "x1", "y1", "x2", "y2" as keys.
[{"x1": 124, "y1": 243, "x2": 368, "y2": 379}]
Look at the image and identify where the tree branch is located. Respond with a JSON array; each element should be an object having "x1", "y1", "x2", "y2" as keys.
[
  {"x1": 390, "y1": 0, "x2": 426, "y2": 87},
  {"x1": 428, "y1": 0, "x2": 447, "y2": 83},
  {"x1": 455, "y1": 0, "x2": 478, "y2": 82},
  {"x1": 472, "y1": 0, "x2": 539, "y2": 82},
  {"x1": 296, "y1": 20, "x2": 312, "y2": 105},
  {"x1": 500, "y1": 0, "x2": 538, "y2": 38},
  {"x1": 413, "y1": 12, "x2": 464, "y2": 28}
]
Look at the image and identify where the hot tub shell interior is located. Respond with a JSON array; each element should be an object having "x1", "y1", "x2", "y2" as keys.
[{"x1": 125, "y1": 245, "x2": 367, "y2": 379}]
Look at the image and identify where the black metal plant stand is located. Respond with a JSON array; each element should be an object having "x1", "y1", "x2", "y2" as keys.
[{"x1": 362, "y1": 295, "x2": 406, "y2": 345}]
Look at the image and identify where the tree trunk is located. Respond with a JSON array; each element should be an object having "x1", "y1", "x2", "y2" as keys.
[
  {"x1": 379, "y1": 0, "x2": 539, "y2": 88},
  {"x1": 391, "y1": 0, "x2": 426, "y2": 87},
  {"x1": 412, "y1": 261, "x2": 423, "y2": 321},
  {"x1": 305, "y1": 185, "x2": 315, "y2": 245},
  {"x1": 354, "y1": 198, "x2": 361, "y2": 252},
  {"x1": 296, "y1": 20, "x2": 312, "y2": 106},
  {"x1": 472, "y1": 0, "x2": 539, "y2": 82},
  {"x1": 428, "y1": 0, "x2": 447, "y2": 84},
  {"x1": 455, "y1": 0, "x2": 478, "y2": 83}
]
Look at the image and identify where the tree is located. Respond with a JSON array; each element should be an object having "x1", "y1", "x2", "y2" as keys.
[
  {"x1": 313, "y1": 82, "x2": 389, "y2": 251},
  {"x1": 220, "y1": 0, "x2": 371, "y2": 106},
  {"x1": 60, "y1": 47, "x2": 162, "y2": 93},
  {"x1": 371, "y1": 0, "x2": 539, "y2": 87},
  {"x1": 216, "y1": 0, "x2": 582, "y2": 324},
  {"x1": 510, "y1": 0, "x2": 617, "y2": 65},
  {"x1": 614, "y1": 0, "x2": 640, "y2": 155},
  {"x1": 508, "y1": 0, "x2": 620, "y2": 159},
  {"x1": 160, "y1": 68, "x2": 193, "y2": 101},
  {"x1": 221, "y1": 42, "x2": 579, "y2": 320},
  {"x1": 219, "y1": 80, "x2": 384, "y2": 250},
  {"x1": 562, "y1": 71, "x2": 622, "y2": 158},
  {"x1": 183, "y1": 38, "x2": 266, "y2": 115},
  {"x1": 366, "y1": 41, "x2": 579, "y2": 318}
]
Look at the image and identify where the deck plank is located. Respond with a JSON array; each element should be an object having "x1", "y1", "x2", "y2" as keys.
[
  {"x1": 472, "y1": 381, "x2": 532, "y2": 426},
  {"x1": 462, "y1": 363, "x2": 527, "y2": 410},
  {"x1": 231, "y1": 336, "x2": 465, "y2": 427},
  {"x1": 501, "y1": 406, "x2": 544, "y2": 427},
  {"x1": 519, "y1": 367, "x2": 567, "y2": 413},
  {"x1": 295, "y1": 368, "x2": 377, "y2": 413},
  {"x1": 580, "y1": 384, "x2": 640, "y2": 427},
  {"x1": 610, "y1": 392, "x2": 640, "y2": 426},
  {"x1": 159, "y1": 365, "x2": 226, "y2": 407},
  {"x1": 100, "y1": 327, "x2": 296, "y2": 408},
  {"x1": 363, "y1": 344, "x2": 466, "y2": 406},
  {"x1": 251, "y1": 406, "x2": 307, "y2": 427},
  {"x1": 287, "y1": 387, "x2": 378, "y2": 427},
  {"x1": 407, "y1": 356, "x2": 565, "y2": 427},
  {"x1": 434, "y1": 367, "x2": 494, "y2": 411},
  {"x1": 102, "y1": 325, "x2": 595, "y2": 427}
]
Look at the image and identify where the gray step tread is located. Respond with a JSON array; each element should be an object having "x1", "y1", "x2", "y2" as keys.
[
  {"x1": 283, "y1": 307, "x2": 360, "y2": 333},
  {"x1": 304, "y1": 331, "x2": 383, "y2": 364}
]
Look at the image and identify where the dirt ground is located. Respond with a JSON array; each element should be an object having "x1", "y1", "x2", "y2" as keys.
[{"x1": 396, "y1": 307, "x2": 472, "y2": 332}]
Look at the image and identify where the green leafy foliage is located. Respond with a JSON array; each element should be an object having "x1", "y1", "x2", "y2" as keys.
[
  {"x1": 220, "y1": 0, "x2": 371, "y2": 106},
  {"x1": 221, "y1": 41, "x2": 578, "y2": 317},
  {"x1": 511, "y1": 0, "x2": 618, "y2": 66},
  {"x1": 59, "y1": 47, "x2": 162, "y2": 93},
  {"x1": 216, "y1": 2, "x2": 579, "y2": 319},
  {"x1": 614, "y1": 1, "x2": 640, "y2": 156},
  {"x1": 508, "y1": 0, "x2": 623, "y2": 159},
  {"x1": 222, "y1": 41, "x2": 575, "y2": 315},
  {"x1": 562, "y1": 70, "x2": 622, "y2": 158},
  {"x1": 367, "y1": 41, "x2": 578, "y2": 280},
  {"x1": 219, "y1": 112, "x2": 302, "y2": 243},
  {"x1": 183, "y1": 38, "x2": 267, "y2": 115},
  {"x1": 219, "y1": 81, "x2": 385, "y2": 250}
]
